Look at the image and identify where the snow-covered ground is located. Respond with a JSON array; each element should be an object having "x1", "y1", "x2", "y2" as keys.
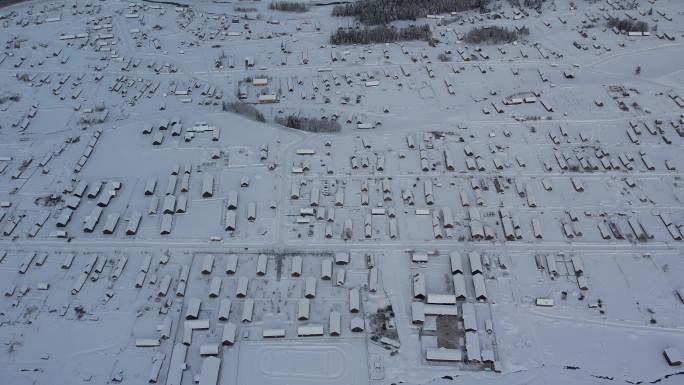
[{"x1": 1, "y1": 0, "x2": 684, "y2": 384}]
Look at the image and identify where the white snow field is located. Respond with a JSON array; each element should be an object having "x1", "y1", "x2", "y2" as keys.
[{"x1": 1, "y1": 0, "x2": 684, "y2": 384}]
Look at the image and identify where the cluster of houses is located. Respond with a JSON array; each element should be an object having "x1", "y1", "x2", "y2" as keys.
[
  {"x1": 53, "y1": 178, "x2": 124, "y2": 237},
  {"x1": 130, "y1": 252, "x2": 376, "y2": 384},
  {"x1": 291, "y1": 178, "x2": 400, "y2": 240},
  {"x1": 535, "y1": 254, "x2": 588, "y2": 293},
  {"x1": 73, "y1": 129, "x2": 103, "y2": 173},
  {"x1": 410, "y1": 250, "x2": 497, "y2": 369},
  {"x1": 144, "y1": 164, "x2": 194, "y2": 235}
]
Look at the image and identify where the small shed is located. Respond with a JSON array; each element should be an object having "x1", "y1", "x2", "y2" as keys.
[
  {"x1": 536, "y1": 298, "x2": 554, "y2": 307},
  {"x1": 297, "y1": 298, "x2": 310, "y2": 320},
  {"x1": 162, "y1": 195, "x2": 176, "y2": 214},
  {"x1": 310, "y1": 188, "x2": 320, "y2": 207},
  {"x1": 225, "y1": 254, "x2": 238, "y2": 274},
  {"x1": 473, "y1": 274, "x2": 488, "y2": 301},
  {"x1": 335, "y1": 252, "x2": 350, "y2": 265},
  {"x1": 304, "y1": 277, "x2": 316, "y2": 298},
  {"x1": 462, "y1": 302, "x2": 477, "y2": 332},
  {"x1": 199, "y1": 344, "x2": 219, "y2": 356},
  {"x1": 329, "y1": 311, "x2": 341, "y2": 336},
  {"x1": 126, "y1": 212, "x2": 142, "y2": 235},
  {"x1": 236, "y1": 276, "x2": 249, "y2": 297},
  {"x1": 577, "y1": 276, "x2": 589, "y2": 290},
  {"x1": 160, "y1": 214, "x2": 173, "y2": 234},
  {"x1": 449, "y1": 251, "x2": 463, "y2": 274},
  {"x1": 336, "y1": 268, "x2": 346, "y2": 286},
  {"x1": 427, "y1": 348, "x2": 463, "y2": 362},
  {"x1": 201, "y1": 255, "x2": 214, "y2": 274},
  {"x1": 202, "y1": 175, "x2": 214, "y2": 198},
  {"x1": 263, "y1": 329, "x2": 286, "y2": 338},
  {"x1": 256, "y1": 254, "x2": 268, "y2": 276},
  {"x1": 102, "y1": 214, "x2": 120, "y2": 234},
  {"x1": 208, "y1": 277, "x2": 222, "y2": 297},
  {"x1": 321, "y1": 258, "x2": 333, "y2": 280},
  {"x1": 469, "y1": 251, "x2": 483, "y2": 275},
  {"x1": 368, "y1": 267, "x2": 378, "y2": 293},
  {"x1": 185, "y1": 298, "x2": 201, "y2": 320},
  {"x1": 291, "y1": 256, "x2": 303, "y2": 277},
  {"x1": 335, "y1": 188, "x2": 345, "y2": 207},
  {"x1": 247, "y1": 202, "x2": 256, "y2": 221},
  {"x1": 453, "y1": 274, "x2": 467, "y2": 300},
  {"x1": 481, "y1": 349, "x2": 495, "y2": 364},
  {"x1": 412, "y1": 252, "x2": 429, "y2": 263},
  {"x1": 349, "y1": 288, "x2": 360, "y2": 313},
  {"x1": 218, "y1": 299, "x2": 231, "y2": 321},
  {"x1": 224, "y1": 211, "x2": 237, "y2": 231},
  {"x1": 227, "y1": 191, "x2": 238, "y2": 209},
  {"x1": 73, "y1": 181, "x2": 88, "y2": 197},
  {"x1": 465, "y1": 331, "x2": 481, "y2": 363},
  {"x1": 664, "y1": 347, "x2": 683, "y2": 366},
  {"x1": 221, "y1": 323, "x2": 237, "y2": 345},
  {"x1": 546, "y1": 255, "x2": 558, "y2": 276},
  {"x1": 571, "y1": 255, "x2": 584, "y2": 276},
  {"x1": 290, "y1": 183, "x2": 300, "y2": 199},
  {"x1": 241, "y1": 298, "x2": 254, "y2": 323},
  {"x1": 350, "y1": 317, "x2": 365, "y2": 332},
  {"x1": 298, "y1": 325, "x2": 324, "y2": 337},
  {"x1": 427, "y1": 294, "x2": 456, "y2": 305},
  {"x1": 166, "y1": 176, "x2": 178, "y2": 195},
  {"x1": 411, "y1": 302, "x2": 425, "y2": 324},
  {"x1": 412, "y1": 273, "x2": 427, "y2": 299}
]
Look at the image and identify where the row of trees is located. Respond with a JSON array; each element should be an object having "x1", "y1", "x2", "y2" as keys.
[
  {"x1": 607, "y1": 17, "x2": 649, "y2": 32},
  {"x1": 269, "y1": 1, "x2": 310, "y2": 13},
  {"x1": 0, "y1": 93, "x2": 20, "y2": 104},
  {"x1": 507, "y1": 0, "x2": 546, "y2": 9},
  {"x1": 330, "y1": 24, "x2": 432, "y2": 45},
  {"x1": 223, "y1": 102, "x2": 342, "y2": 133},
  {"x1": 0, "y1": 0, "x2": 28, "y2": 7},
  {"x1": 463, "y1": 25, "x2": 529, "y2": 44},
  {"x1": 275, "y1": 115, "x2": 341, "y2": 133},
  {"x1": 332, "y1": 0, "x2": 489, "y2": 25},
  {"x1": 222, "y1": 101, "x2": 266, "y2": 122}
]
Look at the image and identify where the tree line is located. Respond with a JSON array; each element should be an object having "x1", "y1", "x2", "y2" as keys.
[
  {"x1": 275, "y1": 115, "x2": 341, "y2": 133},
  {"x1": 463, "y1": 25, "x2": 529, "y2": 44},
  {"x1": 607, "y1": 17, "x2": 648, "y2": 32},
  {"x1": 269, "y1": 1, "x2": 310, "y2": 13},
  {"x1": 222, "y1": 101, "x2": 266, "y2": 122},
  {"x1": 0, "y1": 0, "x2": 28, "y2": 8},
  {"x1": 332, "y1": 0, "x2": 489, "y2": 25},
  {"x1": 507, "y1": 0, "x2": 546, "y2": 9},
  {"x1": 330, "y1": 24, "x2": 432, "y2": 45}
]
